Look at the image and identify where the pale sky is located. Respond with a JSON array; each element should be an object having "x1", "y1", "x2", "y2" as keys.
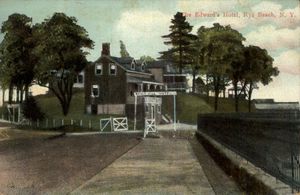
[{"x1": 0, "y1": 0, "x2": 299, "y2": 102}]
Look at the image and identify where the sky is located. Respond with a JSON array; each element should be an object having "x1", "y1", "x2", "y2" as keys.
[{"x1": 0, "y1": 0, "x2": 299, "y2": 102}]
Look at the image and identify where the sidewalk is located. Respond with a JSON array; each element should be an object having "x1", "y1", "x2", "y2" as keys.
[{"x1": 71, "y1": 138, "x2": 215, "y2": 194}]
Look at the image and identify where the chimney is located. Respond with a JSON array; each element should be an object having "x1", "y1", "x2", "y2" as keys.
[{"x1": 101, "y1": 43, "x2": 110, "y2": 56}]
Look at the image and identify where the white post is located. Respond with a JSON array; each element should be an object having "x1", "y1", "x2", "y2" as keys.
[
  {"x1": 71, "y1": 119, "x2": 73, "y2": 125},
  {"x1": 18, "y1": 105, "x2": 21, "y2": 123},
  {"x1": 173, "y1": 95, "x2": 176, "y2": 131},
  {"x1": 80, "y1": 120, "x2": 83, "y2": 127},
  {"x1": 134, "y1": 94, "x2": 137, "y2": 131}
]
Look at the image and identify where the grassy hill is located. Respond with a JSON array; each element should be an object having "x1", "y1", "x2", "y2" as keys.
[
  {"x1": 162, "y1": 93, "x2": 252, "y2": 124},
  {"x1": 35, "y1": 90, "x2": 253, "y2": 126}
]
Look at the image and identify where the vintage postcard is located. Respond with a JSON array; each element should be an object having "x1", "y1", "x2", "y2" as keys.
[{"x1": 0, "y1": 0, "x2": 299, "y2": 194}]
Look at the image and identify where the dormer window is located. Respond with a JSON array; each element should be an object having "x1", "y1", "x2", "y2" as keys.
[
  {"x1": 91, "y1": 85, "x2": 99, "y2": 97},
  {"x1": 141, "y1": 63, "x2": 145, "y2": 71},
  {"x1": 131, "y1": 60, "x2": 135, "y2": 70},
  {"x1": 95, "y1": 64, "x2": 102, "y2": 75},
  {"x1": 110, "y1": 63, "x2": 116, "y2": 75}
]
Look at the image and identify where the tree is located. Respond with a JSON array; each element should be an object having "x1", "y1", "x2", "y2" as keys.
[
  {"x1": 227, "y1": 45, "x2": 245, "y2": 112},
  {"x1": 0, "y1": 13, "x2": 35, "y2": 104},
  {"x1": 21, "y1": 96, "x2": 44, "y2": 122},
  {"x1": 139, "y1": 55, "x2": 155, "y2": 62},
  {"x1": 243, "y1": 46, "x2": 279, "y2": 112},
  {"x1": 33, "y1": 13, "x2": 94, "y2": 116},
  {"x1": 201, "y1": 23, "x2": 245, "y2": 111},
  {"x1": 160, "y1": 12, "x2": 196, "y2": 74},
  {"x1": 120, "y1": 40, "x2": 130, "y2": 57}
]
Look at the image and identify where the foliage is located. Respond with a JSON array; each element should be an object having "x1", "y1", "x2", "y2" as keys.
[
  {"x1": 120, "y1": 40, "x2": 130, "y2": 57},
  {"x1": 160, "y1": 12, "x2": 196, "y2": 74},
  {"x1": 243, "y1": 46, "x2": 279, "y2": 111},
  {"x1": 0, "y1": 13, "x2": 35, "y2": 103},
  {"x1": 21, "y1": 96, "x2": 44, "y2": 122},
  {"x1": 33, "y1": 12, "x2": 94, "y2": 116},
  {"x1": 139, "y1": 55, "x2": 155, "y2": 62},
  {"x1": 201, "y1": 23, "x2": 245, "y2": 111}
]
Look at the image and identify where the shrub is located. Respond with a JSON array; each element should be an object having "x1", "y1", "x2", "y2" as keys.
[{"x1": 21, "y1": 96, "x2": 45, "y2": 122}]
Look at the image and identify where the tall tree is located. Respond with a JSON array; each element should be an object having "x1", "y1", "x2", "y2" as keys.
[
  {"x1": 160, "y1": 12, "x2": 196, "y2": 74},
  {"x1": 120, "y1": 40, "x2": 130, "y2": 57},
  {"x1": 243, "y1": 46, "x2": 279, "y2": 112},
  {"x1": 0, "y1": 13, "x2": 35, "y2": 104},
  {"x1": 33, "y1": 13, "x2": 94, "y2": 115},
  {"x1": 227, "y1": 45, "x2": 245, "y2": 112},
  {"x1": 201, "y1": 23, "x2": 245, "y2": 111}
]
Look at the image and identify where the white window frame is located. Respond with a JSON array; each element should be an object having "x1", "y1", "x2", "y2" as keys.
[
  {"x1": 95, "y1": 63, "x2": 103, "y2": 75},
  {"x1": 131, "y1": 60, "x2": 135, "y2": 70},
  {"x1": 91, "y1": 85, "x2": 99, "y2": 97},
  {"x1": 110, "y1": 63, "x2": 117, "y2": 75}
]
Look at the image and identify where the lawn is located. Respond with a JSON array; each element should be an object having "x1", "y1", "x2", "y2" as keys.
[
  {"x1": 163, "y1": 92, "x2": 254, "y2": 124},
  {"x1": 1, "y1": 90, "x2": 254, "y2": 129}
]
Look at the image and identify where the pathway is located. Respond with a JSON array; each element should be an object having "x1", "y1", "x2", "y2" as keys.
[{"x1": 71, "y1": 138, "x2": 215, "y2": 194}]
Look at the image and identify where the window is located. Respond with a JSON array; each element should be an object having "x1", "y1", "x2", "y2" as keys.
[
  {"x1": 131, "y1": 61, "x2": 135, "y2": 70},
  {"x1": 157, "y1": 105, "x2": 161, "y2": 114},
  {"x1": 110, "y1": 64, "x2": 117, "y2": 75},
  {"x1": 91, "y1": 85, "x2": 99, "y2": 97},
  {"x1": 77, "y1": 75, "x2": 83, "y2": 83},
  {"x1": 95, "y1": 64, "x2": 102, "y2": 75},
  {"x1": 145, "y1": 105, "x2": 149, "y2": 113}
]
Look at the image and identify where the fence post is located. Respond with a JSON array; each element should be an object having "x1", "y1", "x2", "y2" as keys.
[
  {"x1": 89, "y1": 120, "x2": 91, "y2": 129},
  {"x1": 80, "y1": 120, "x2": 83, "y2": 127},
  {"x1": 46, "y1": 118, "x2": 48, "y2": 128},
  {"x1": 110, "y1": 117, "x2": 113, "y2": 131},
  {"x1": 37, "y1": 120, "x2": 39, "y2": 128},
  {"x1": 71, "y1": 119, "x2": 73, "y2": 125},
  {"x1": 62, "y1": 119, "x2": 64, "y2": 126},
  {"x1": 99, "y1": 119, "x2": 101, "y2": 130},
  {"x1": 53, "y1": 119, "x2": 55, "y2": 128}
]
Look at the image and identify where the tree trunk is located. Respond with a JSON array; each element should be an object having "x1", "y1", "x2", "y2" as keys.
[
  {"x1": 213, "y1": 76, "x2": 220, "y2": 112},
  {"x1": 24, "y1": 84, "x2": 29, "y2": 100},
  {"x1": 192, "y1": 69, "x2": 196, "y2": 93},
  {"x1": 233, "y1": 80, "x2": 239, "y2": 112},
  {"x1": 179, "y1": 44, "x2": 182, "y2": 74},
  {"x1": 2, "y1": 89, "x2": 5, "y2": 106},
  {"x1": 8, "y1": 83, "x2": 13, "y2": 104},
  {"x1": 248, "y1": 82, "x2": 253, "y2": 112},
  {"x1": 20, "y1": 87, "x2": 24, "y2": 103},
  {"x1": 206, "y1": 74, "x2": 209, "y2": 102},
  {"x1": 16, "y1": 87, "x2": 20, "y2": 103}
]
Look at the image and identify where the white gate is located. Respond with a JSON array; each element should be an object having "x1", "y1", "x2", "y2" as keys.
[
  {"x1": 112, "y1": 117, "x2": 128, "y2": 131},
  {"x1": 144, "y1": 118, "x2": 156, "y2": 137},
  {"x1": 100, "y1": 118, "x2": 112, "y2": 131}
]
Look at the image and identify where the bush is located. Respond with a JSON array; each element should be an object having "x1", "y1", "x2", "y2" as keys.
[{"x1": 21, "y1": 96, "x2": 45, "y2": 122}]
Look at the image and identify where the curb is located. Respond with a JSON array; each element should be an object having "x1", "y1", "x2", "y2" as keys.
[{"x1": 196, "y1": 131, "x2": 294, "y2": 195}]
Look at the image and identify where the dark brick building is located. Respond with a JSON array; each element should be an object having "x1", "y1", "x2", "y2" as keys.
[{"x1": 84, "y1": 43, "x2": 165, "y2": 122}]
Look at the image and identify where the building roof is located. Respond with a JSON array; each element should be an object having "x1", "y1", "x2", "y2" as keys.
[
  {"x1": 127, "y1": 75, "x2": 164, "y2": 85},
  {"x1": 146, "y1": 60, "x2": 191, "y2": 74},
  {"x1": 108, "y1": 56, "x2": 148, "y2": 73}
]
